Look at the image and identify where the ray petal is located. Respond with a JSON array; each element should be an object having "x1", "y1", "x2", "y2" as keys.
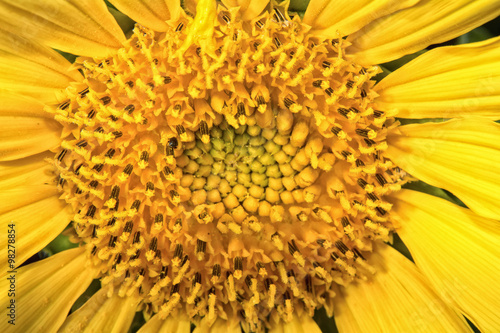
[
  {"x1": 59, "y1": 287, "x2": 140, "y2": 333},
  {"x1": 137, "y1": 313, "x2": 191, "y2": 333},
  {"x1": 0, "y1": 248, "x2": 96, "y2": 332},
  {"x1": 193, "y1": 317, "x2": 243, "y2": 333},
  {"x1": 303, "y1": 0, "x2": 419, "y2": 37},
  {"x1": 0, "y1": 29, "x2": 81, "y2": 102},
  {"x1": 221, "y1": 0, "x2": 270, "y2": 20},
  {"x1": 348, "y1": 0, "x2": 500, "y2": 65},
  {"x1": 0, "y1": 115, "x2": 62, "y2": 161},
  {"x1": 0, "y1": 152, "x2": 55, "y2": 188},
  {"x1": 393, "y1": 189, "x2": 500, "y2": 333},
  {"x1": 0, "y1": 0, "x2": 126, "y2": 57},
  {"x1": 386, "y1": 118, "x2": 500, "y2": 220},
  {"x1": 333, "y1": 243, "x2": 471, "y2": 332},
  {"x1": 375, "y1": 36, "x2": 500, "y2": 119},
  {"x1": 0, "y1": 184, "x2": 70, "y2": 271},
  {"x1": 108, "y1": 0, "x2": 181, "y2": 32},
  {"x1": 268, "y1": 313, "x2": 322, "y2": 333}
]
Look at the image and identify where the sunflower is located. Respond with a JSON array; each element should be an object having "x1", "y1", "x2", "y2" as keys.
[{"x1": 1, "y1": 0, "x2": 500, "y2": 332}]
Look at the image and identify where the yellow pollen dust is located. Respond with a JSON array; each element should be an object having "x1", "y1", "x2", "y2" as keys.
[{"x1": 49, "y1": 3, "x2": 406, "y2": 331}]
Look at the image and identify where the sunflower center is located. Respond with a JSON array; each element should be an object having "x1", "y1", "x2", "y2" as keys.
[
  {"x1": 180, "y1": 120, "x2": 329, "y2": 221},
  {"x1": 48, "y1": 4, "x2": 406, "y2": 331}
]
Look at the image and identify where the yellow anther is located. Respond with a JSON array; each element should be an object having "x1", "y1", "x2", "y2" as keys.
[
  {"x1": 237, "y1": 53, "x2": 251, "y2": 81},
  {"x1": 208, "y1": 294, "x2": 217, "y2": 322},
  {"x1": 293, "y1": 252, "x2": 306, "y2": 267},
  {"x1": 187, "y1": 283, "x2": 202, "y2": 304},
  {"x1": 255, "y1": 63, "x2": 266, "y2": 73},
  {"x1": 145, "y1": 250, "x2": 156, "y2": 262},
  {"x1": 289, "y1": 276, "x2": 300, "y2": 297},
  {"x1": 159, "y1": 293, "x2": 180, "y2": 318},
  {"x1": 285, "y1": 298, "x2": 293, "y2": 322},
  {"x1": 137, "y1": 160, "x2": 148, "y2": 169},
  {"x1": 173, "y1": 263, "x2": 190, "y2": 285},
  {"x1": 105, "y1": 199, "x2": 117, "y2": 209},
  {"x1": 279, "y1": 71, "x2": 290, "y2": 80},
  {"x1": 252, "y1": 37, "x2": 272, "y2": 61},
  {"x1": 88, "y1": 188, "x2": 104, "y2": 200},
  {"x1": 267, "y1": 284, "x2": 276, "y2": 308},
  {"x1": 314, "y1": 264, "x2": 331, "y2": 282},
  {"x1": 316, "y1": 208, "x2": 333, "y2": 223},
  {"x1": 344, "y1": 225, "x2": 355, "y2": 241},
  {"x1": 271, "y1": 233, "x2": 284, "y2": 251},
  {"x1": 270, "y1": 53, "x2": 287, "y2": 78},
  {"x1": 149, "y1": 283, "x2": 162, "y2": 297},
  {"x1": 227, "y1": 274, "x2": 236, "y2": 301},
  {"x1": 248, "y1": 278, "x2": 260, "y2": 303},
  {"x1": 277, "y1": 262, "x2": 288, "y2": 284}
]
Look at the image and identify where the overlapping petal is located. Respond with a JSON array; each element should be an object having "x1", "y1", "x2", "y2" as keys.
[
  {"x1": 137, "y1": 313, "x2": 191, "y2": 333},
  {"x1": 221, "y1": 0, "x2": 270, "y2": 20},
  {"x1": 0, "y1": 114, "x2": 61, "y2": 161},
  {"x1": 0, "y1": 186, "x2": 71, "y2": 272},
  {"x1": 349, "y1": 0, "x2": 500, "y2": 65},
  {"x1": 269, "y1": 313, "x2": 322, "y2": 333},
  {"x1": 193, "y1": 318, "x2": 242, "y2": 333},
  {"x1": 0, "y1": 152, "x2": 54, "y2": 188},
  {"x1": 0, "y1": 248, "x2": 96, "y2": 332},
  {"x1": 0, "y1": 0, "x2": 126, "y2": 57},
  {"x1": 0, "y1": 30, "x2": 81, "y2": 102},
  {"x1": 0, "y1": 94, "x2": 63, "y2": 162},
  {"x1": 108, "y1": 0, "x2": 181, "y2": 32},
  {"x1": 333, "y1": 243, "x2": 471, "y2": 332},
  {"x1": 386, "y1": 118, "x2": 500, "y2": 220},
  {"x1": 0, "y1": 184, "x2": 58, "y2": 215},
  {"x1": 59, "y1": 287, "x2": 140, "y2": 333},
  {"x1": 376, "y1": 36, "x2": 500, "y2": 119},
  {"x1": 393, "y1": 189, "x2": 500, "y2": 332},
  {"x1": 303, "y1": 0, "x2": 419, "y2": 37}
]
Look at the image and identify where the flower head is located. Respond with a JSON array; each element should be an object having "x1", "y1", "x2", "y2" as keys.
[{"x1": 1, "y1": 0, "x2": 500, "y2": 332}]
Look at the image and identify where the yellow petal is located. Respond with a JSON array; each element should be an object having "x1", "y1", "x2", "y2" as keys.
[
  {"x1": 137, "y1": 314, "x2": 191, "y2": 333},
  {"x1": 0, "y1": 92, "x2": 55, "y2": 118},
  {"x1": 0, "y1": 115, "x2": 62, "y2": 161},
  {"x1": 0, "y1": 152, "x2": 54, "y2": 188},
  {"x1": 375, "y1": 36, "x2": 500, "y2": 119},
  {"x1": 221, "y1": 0, "x2": 270, "y2": 20},
  {"x1": 386, "y1": 118, "x2": 500, "y2": 220},
  {"x1": 333, "y1": 243, "x2": 471, "y2": 333},
  {"x1": 348, "y1": 0, "x2": 500, "y2": 65},
  {"x1": 60, "y1": 287, "x2": 140, "y2": 333},
  {"x1": 59, "y1": 288, "x2": 109, "y2": 333},
  {"x1": 0, "y1": 191, "x2": 71, "y2": 271},
  {"x1": 0, "y1": 247, "x2": 95, "y2": 332},
  {"x1": 0, "y1": 0, "x2": 125, "y2": 57},
  {"x1": 269, "y1": 313, "x2": 322, "y2": 333},
  {"x1": 303, "y1": 0, "x2": 419, "y2": 37},
  {"x1": 0, "y1": 29, "x2": 81, "y2": 102},
  {"x1": 193, "y1": 317, "x2": 242, "y2": 333},
  {"x1": 108, "y1": 0, "x2": 181, "y2": 32},
  {"x1": 393, "y1": 189, "x2": 500, "y2": 333},
  {"x1": 0, "y1": 184, "x2": 59, "y2": 215}
]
